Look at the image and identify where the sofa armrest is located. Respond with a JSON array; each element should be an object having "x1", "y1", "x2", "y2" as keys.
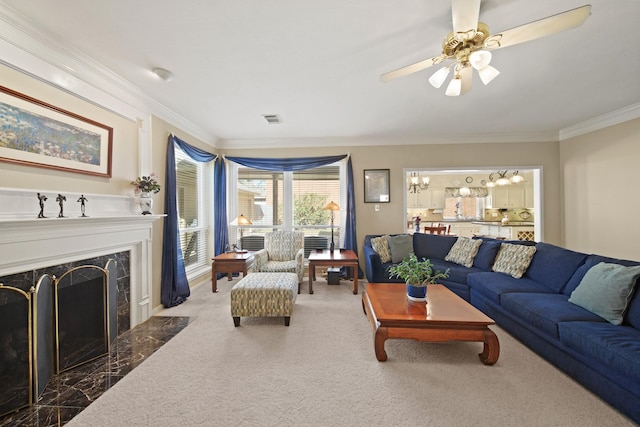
[
  {"x1": 253, "y1": 249, "x2": 268, "y2": 271},
  {"x1": 363, "y1": 245, "x2": 384, "y2": 283},
  {"x1": 295, "y1": 248, "x2": 304, "y2": 283}
]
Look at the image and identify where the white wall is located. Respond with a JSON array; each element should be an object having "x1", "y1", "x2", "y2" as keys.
[{"x1": 560, "y1": 117, "x2": 640, "y2": 261}]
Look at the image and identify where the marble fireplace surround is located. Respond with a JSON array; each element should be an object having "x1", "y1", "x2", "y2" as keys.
[{"x1": 0, "y1": 187, "x2": 163, "y2": 327}]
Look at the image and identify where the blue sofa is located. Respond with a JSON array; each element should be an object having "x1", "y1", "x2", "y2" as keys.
[{"x1": 363, "y1": 232, "x2": 640, "y2": 423}]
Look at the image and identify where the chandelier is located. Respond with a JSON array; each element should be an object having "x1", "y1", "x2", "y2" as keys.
[
  {"x1": 408, "y1": 172, "x2": 430, "y2": 193},
  {"x1": 484, "y1": 171, "x2": 524, "y2": 188}
]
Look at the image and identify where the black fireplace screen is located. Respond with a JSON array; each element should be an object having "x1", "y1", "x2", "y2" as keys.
[
  {"x1": 55, "y1": 265, "x2": 109, "y2": 373},
  {"x1": 0, "y1": 285, "x2": 32, "y2": 417}
]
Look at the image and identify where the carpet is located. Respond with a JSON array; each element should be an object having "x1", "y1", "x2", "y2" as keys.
[{"x1": 67, "y1": 277, "x2": 634, "y2": 426}]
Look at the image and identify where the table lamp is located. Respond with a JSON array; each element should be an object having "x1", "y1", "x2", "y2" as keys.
[
  {"x1": 230, "y1": 214, "x2": 252, "y2": 250},
  {"x1": 322, "y1": 201, "x2": 340, "y2": 252}
]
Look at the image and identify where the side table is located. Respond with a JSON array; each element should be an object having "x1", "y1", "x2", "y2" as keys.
[
  {"x1": 211, "y1": 252, "x2": 254, "y2": 293},
  {"x1": 308, "y1": 249, "x2": 359, "y2": 295}
]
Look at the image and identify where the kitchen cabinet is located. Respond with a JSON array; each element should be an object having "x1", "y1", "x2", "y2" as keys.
[
  {"x1": 488, "y1": 186, "x2": 525, "y2": 208},
  {"x1": 407, "y1": 188, "x2": 444, "y2": 209}
]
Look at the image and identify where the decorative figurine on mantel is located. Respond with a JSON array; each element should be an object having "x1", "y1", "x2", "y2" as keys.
[
  {"x1": 37, "y1": 193, "x2": 48, "y2": 218},
  {"x1": 56, "y1": 194, "x2": 67, "y2": 218},
  {"x1": 77, "y1": 194, "x2": 88, "y2": 217}
]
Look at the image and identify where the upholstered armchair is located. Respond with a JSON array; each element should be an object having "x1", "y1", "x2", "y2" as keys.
[{"x1": 253, "y1": 231, "x2": 305, "y2": 290}]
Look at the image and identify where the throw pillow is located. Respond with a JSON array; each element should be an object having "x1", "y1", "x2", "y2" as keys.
[
  {"x1": 388, "y1": 234, "x2": 413, "y2": 263},
  {"x1": 370, "y1": 235, "x2": 392, "y2": 263},
  {"x1": 492, "y1": 243, "x2": 537, "y2": 279},
  {"x1": 445, "y1": 237, "x2": 482, "y2": 268},
  {"x1": 568, "y1": 262, "x2": 640, "y2": 325}
]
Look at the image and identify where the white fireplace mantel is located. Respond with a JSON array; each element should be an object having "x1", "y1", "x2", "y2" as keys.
[{"x1": 0, "y1": 187, "x2": 163, "y2": 327}]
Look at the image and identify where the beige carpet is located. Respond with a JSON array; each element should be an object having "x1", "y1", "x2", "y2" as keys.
[{"x1": 68, "y1": 277, "x2": 634, "y2": 427}]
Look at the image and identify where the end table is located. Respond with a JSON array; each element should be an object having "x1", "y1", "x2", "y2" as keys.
[{"x1": 211, "y1": 252, "x2": 254, "y2": 292}]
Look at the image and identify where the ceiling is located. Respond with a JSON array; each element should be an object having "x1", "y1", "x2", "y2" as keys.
[{"x1": 2, "y1": 0, "x2": 640, "y2": 145}]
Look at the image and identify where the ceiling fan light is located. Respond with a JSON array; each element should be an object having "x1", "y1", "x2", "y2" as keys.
[
  {"x1": 428, "y1": 66, "x2": 451, "y2": 88},
  {"x1": 469, "y1": 50, "x2": 492, "y2": 70},
  {"x1": 478, "y1": 65, "x2": 500, "y2": 85},
  {"x1": 445, "y1": 77, "x2": 462, "y2": 96}
]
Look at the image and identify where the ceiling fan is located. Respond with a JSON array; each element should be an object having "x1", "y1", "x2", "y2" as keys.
[{"x1": 380, "y1": 1, "x2": 591, "y2": 96}]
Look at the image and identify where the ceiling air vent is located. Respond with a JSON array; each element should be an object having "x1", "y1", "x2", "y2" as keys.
[{"x1": 262, "y1": 114, "x2": 282, "y2": 124}]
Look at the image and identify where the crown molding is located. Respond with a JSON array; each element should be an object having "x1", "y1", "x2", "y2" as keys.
[
  {"x1": 559, "y1": 102, "x2": 640, "y2": 141},
  {"x1": 217, "y1": 131, "x2": 559, "y2": 150},
  {"x1": 0, "y1": 4, "x2": 217, "y2": 146}
]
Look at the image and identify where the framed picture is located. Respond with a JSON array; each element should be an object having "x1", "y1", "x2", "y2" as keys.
[
  {"x1": 0, "y1": 86, "x2": 113, "y2": 177},
  {"x1": 364, "y1": 169, "x2": 390, "y2": 203}
]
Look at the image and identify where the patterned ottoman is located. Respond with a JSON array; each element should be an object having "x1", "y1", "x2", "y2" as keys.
[{"x1": 230, "y1": 272, "x2": 298, "y2": 326}]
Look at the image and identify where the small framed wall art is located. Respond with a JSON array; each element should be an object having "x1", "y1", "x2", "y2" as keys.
[{"x1": 364, "y1": 169, "x2": 390, "y2": 203}]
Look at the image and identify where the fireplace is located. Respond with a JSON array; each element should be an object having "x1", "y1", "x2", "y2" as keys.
[{"x1": 0, "y1": 188, "x2": 162, "y2": 416}]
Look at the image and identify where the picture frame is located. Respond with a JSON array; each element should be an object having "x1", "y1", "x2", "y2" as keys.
[
  {"x1": 0, "y1": 85, "x2": 113, "y2": 177},
  {"x1": 364, "y1": 169, "x2": 390, "y2": 203}
]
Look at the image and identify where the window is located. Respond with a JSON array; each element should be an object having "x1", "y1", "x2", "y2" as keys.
[
  {"x1": 175, "y1": 147, "x2": 210, "y2": 271},
  {"x1": 229, "y1": 162, "x2": 345, "y2": 251}
]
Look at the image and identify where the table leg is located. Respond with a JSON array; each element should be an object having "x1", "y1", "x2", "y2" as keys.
[
  {"x1": 478, "y1": 328, "x2": 500, "y2": 365},
  {"x1": 309, "y1": 263, "x2": 314, "y2": 294},
  {"x1": 211, "y1": 262, "x2": 218, "y2": 293},
  {"x1": 352, "y1": 264, "x2": 358, "y2": 294}
]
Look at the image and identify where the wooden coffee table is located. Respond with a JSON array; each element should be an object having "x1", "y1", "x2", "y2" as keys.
[
  {"x1": 308, "y1": 249, "x2": 359, "y2": 294},
  {"x1": 211, "y1": 252, "x2": 254, "y2": 293},
  {"x1": 362, "y1": 283, "x2": 499, "y2": 365}
]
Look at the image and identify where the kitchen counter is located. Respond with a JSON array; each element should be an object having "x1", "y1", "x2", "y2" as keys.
[
  {"x1": 472, "y1": 221, "x2": 535, "y2": 227},
  {"x1": 474, "y1": 222, "x2": 535, "y2": 241}
]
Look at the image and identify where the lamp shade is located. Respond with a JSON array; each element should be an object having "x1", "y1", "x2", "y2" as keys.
[
  {"x1": 231, "y1": 214, "x2": 252, "y2": 226},
  {"x1": 428, "y1": 66, "x2": 451, "y2": 88},
  {"x1": 478, "y1": 65, "x2": 500, "y2": 85},
  {"x1": 469, "y1": 50, "x2": 492, "y2": 70},
  {"x1": 445, "y1": 77, "x2": 462, "y2": 96},
  {"x1": 322, "y1": 201, "x2": 340, "y2": 211}
]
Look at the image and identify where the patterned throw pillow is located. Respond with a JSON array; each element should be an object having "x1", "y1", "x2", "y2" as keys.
[
  {"x1": 370, "y1": 235, "x2": 392, "y2": 263},
  {"x1": 492, "y1": 243, "x2": 537, "y2": 278},
  {"x1": 445, "y1": 237, "x2": 482, "y2": 268}
]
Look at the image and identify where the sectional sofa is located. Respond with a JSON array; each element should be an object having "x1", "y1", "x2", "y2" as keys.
[{"x1": 363, "y1": 232, "x2": 640, "y2": 423}]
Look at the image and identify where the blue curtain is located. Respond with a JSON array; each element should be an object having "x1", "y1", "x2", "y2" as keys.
[
  {"x1": 226, "y1": 154, "x2": 361, "y2": 277},
  {"x1": 214, "y1": 157, "x2": 228, "y2": 256},
  {"x1": 225, "y1": 155, "x2": 347, "y2": 172},
  {"x1": 161, "y1": 134, "x2": 216, "y2": 308},
  {"x1": 343, "y1": 156, "x2": 363, "y2": 278}
]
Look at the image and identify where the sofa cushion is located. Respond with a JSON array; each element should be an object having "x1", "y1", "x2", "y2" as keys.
[
  {"x1": 370, "y1": 235, "x2": 391, "y2": 263},
  {"x1": 559, "y1": 321, "x2": 640, "y2": 383},
  {"x1": 412, "y1": 232, "x2": 458, "y2": 260},
  {"x1": 492, "y1": 243, "x2": 537, "y2": 278},
  {"x1": 563, "y1": 255, "x2": 640, "y2": 295},
  {"x1": 472, "y1": 239, "x2": 502, "y2": 271},
  {"x1": 467, "y1": 272, "x2": 555, "y2": 304},
  {"x1": 501, "y1": 293, "x2": 606, "y2": 338},
  {"x1": 445, "y1": 237, "x2": 482, "y2": 268},
  {"x1": 388, "y1": 234, "x2": 413, "y2": 263},
  {"x1": 525, "y1": 242, "x2": 587, "y2": 293},
  {"x1": 430, "y1": 259, "x2": 482, "y2": 285},
  {"x1": 568, "y1": 262, "x2": 640, "y2": 325}
]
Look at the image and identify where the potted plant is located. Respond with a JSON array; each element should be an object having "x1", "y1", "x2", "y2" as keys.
[{"x1": 388, "y1": 253, "x2": 449, "y2": 302}]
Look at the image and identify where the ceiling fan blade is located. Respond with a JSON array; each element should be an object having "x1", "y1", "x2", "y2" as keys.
[
  {"x1": 459, "y1": 66, "x2": 473, "y2": 95},
  {"x1": 380, "y1": 55, "x2": 445, "y2": 83},
  {"x1": 452, "y1": 0, "x2": 481, "y2": 40},
  {"x1": 484, "y1": 5, "x2": 591, "y2": 50}
]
